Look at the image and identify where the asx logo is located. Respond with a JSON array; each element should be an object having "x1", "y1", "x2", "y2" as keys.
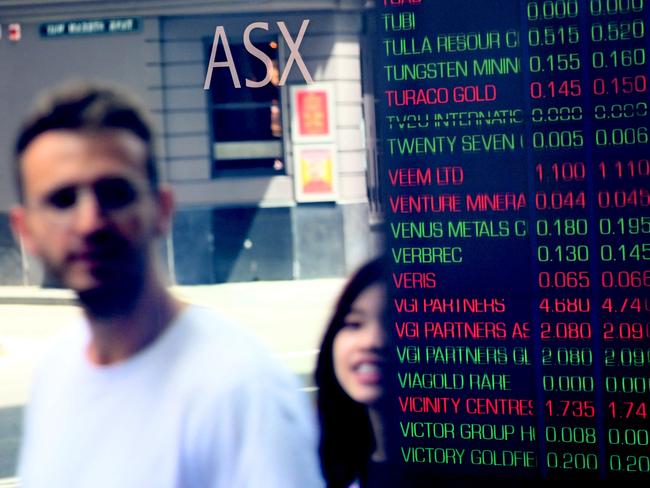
[{"x1": 203, "y1": 20, "x2": 313, "y2": 89}]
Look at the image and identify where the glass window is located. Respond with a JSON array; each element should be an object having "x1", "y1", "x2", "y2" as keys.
[{"x1": 205, "y1": 38, "x2": 284, "y2": 175}]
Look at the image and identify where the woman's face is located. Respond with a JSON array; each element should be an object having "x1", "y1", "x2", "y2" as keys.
[{"x1": 333, "y1": 283, "x2": 387, "y2": 406}]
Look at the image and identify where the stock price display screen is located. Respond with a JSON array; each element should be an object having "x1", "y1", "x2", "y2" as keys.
[{"x1": 375, "y1": 0, "x2": 649, "y2": 483}]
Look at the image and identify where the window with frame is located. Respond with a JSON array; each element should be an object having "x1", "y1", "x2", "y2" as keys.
[{"x1": 205, "y1": 37, "x2": 284, "y2": 176}]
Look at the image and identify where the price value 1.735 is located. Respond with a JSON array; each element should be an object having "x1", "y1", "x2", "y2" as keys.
[{"x1": 545, "y1": 399, "x2": 595, "y2": 418}]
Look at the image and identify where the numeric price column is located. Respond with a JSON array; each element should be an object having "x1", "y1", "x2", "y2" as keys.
[
  {"x1": 588, "y1": 0, "x2": 650, "y2": 478},
  {"x1": 525, "y1": 0, "x2": 602, "y2": 478}
]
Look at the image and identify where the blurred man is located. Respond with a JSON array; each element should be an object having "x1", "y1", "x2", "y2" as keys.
[{"x1": 10, "y1": 81, "x2": 324, "y2": 488}]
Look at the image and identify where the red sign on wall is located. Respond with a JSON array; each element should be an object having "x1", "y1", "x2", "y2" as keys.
[
  {"x1": 296, "y1": 90, "x2": 329, "y2": 136},
  {"x1": 291, "y1": 83, "x2": 335, "y2": 143},
  {"x1": 8, "y1": 23, "x2": 21, "y2": 42}
]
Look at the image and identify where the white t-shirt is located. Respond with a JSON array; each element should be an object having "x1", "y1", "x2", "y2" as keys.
[{"x1": 18, "y1": 305, "x2": 325, "y2": 488}]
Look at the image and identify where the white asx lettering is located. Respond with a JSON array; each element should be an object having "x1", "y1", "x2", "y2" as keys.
[{"x1": 204, "y1": 20, "x2": 313, "y2": 89}]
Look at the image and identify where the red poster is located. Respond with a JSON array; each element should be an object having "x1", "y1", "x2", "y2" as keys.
[{"x1": 296, "y1": 89, "x2": 329, "y2": 137}]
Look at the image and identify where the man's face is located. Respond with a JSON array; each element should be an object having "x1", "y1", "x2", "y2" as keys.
[{"x1": 11, "y1": 129, "x2": 172, "y2": 295}]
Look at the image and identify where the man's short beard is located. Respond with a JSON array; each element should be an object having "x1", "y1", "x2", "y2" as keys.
[
  {"x1": 79, "y1": 246, "x2": 149, "y2": 318},
  {"x1": 77, "y1": 269, "x2": 146, "y2": 319}
]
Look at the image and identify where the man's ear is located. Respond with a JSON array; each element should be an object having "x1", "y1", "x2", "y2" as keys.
[
  {"x1": 9, "y1": 205, "x2": 38, "y2": 255},
  {"x1": 154, "y1": 184, "x2": 175, "y2": 236}
]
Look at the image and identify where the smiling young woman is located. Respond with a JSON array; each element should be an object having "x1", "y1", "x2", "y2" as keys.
[{"x1": 315, "y1": 256, "x2": 395, "y2": 488}]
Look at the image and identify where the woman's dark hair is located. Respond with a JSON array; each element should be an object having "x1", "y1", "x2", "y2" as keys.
[{"x1": 315, "y1": 255, "x2": 388, "y2": 488}]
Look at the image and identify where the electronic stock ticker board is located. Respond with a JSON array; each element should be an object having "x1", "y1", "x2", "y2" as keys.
[{"x1": 374, "y1": 0, "x2": 650, "y2": 483}]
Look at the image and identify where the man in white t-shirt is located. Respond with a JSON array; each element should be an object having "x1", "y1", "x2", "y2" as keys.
[{"x1": 10, "y1": 81, "x2": 324, "y2": 488}]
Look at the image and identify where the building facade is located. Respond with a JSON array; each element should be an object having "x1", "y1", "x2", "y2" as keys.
[{"x1": 0, "y1": 0, "x2": 382, "y2": 285}]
